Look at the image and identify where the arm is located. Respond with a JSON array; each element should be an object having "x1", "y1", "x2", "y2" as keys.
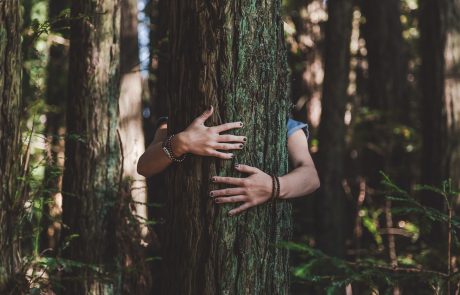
[
  {"x1": 210, "y1": 129, "x2": 320, "y2": 216},
  {"x1": 137, "y1": 106, "x2": 247, "y2": 178},
  {"x1": 278, "y1": 128, "x2": 320, "y2": 198}
]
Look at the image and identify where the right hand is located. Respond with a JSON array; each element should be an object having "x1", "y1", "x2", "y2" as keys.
[{"x1": 173, "y1": 106, "x2": 247, "y2": 160}]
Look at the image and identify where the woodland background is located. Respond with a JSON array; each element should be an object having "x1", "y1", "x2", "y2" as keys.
[{"x1": 0, "y1": 0, "x2": 460, "y2": 294}]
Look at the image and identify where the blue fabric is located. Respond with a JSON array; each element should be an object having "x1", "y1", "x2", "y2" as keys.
[
  {"x1": 287, "y1": 118, "x2": 309, "y2": 140},
  {"x1": 156, "y1": 116, "x2": 309, "y2": 140}
]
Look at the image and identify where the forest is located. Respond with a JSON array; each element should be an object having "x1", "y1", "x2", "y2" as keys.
[{"x1": 0, "y1": 0, "x2": 459, "y2": 294}]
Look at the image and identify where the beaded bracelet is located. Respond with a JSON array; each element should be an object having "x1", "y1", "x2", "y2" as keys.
[
  {"x1": 270, "y1": 175, "x2": 281, "y2": 200},
  {"x1": 274, "y1": 175, "x2": 280, "y2": 200},
  {"x1": 162, "y1": 134, "x2": 187, "y2": 162}
]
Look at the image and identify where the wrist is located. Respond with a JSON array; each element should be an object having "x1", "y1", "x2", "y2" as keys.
[
  {"x1": 277, "y1": 176, "x2": 287, "y2": 199},
  {"x1": 171, "y1": 132, "x2": 189, "y2": 156}
]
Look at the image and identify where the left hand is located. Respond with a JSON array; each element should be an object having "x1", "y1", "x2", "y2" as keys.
[{"x1": 210, "y1": 164, "x2": 274, "y2": 216}]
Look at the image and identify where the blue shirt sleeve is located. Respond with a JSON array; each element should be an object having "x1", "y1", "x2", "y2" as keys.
[{"x1": 287, "y1": 118, "x2": 309, "y2": 140}]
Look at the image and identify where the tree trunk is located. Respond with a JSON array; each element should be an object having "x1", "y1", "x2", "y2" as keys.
[
  {"x1": 316, "y1": 0, "x2": 354, "y2": 259},
  {"x1": 419, "y1": 0, "x2": 460, "y2": 275},
  {"x1": 420, "y1": 0, "x2": 448, "y2": 194},
  {"x1": 0, "y1": 1, "x2": 24, "y2": 292},
  {"x1": 41, "y1": 0, "x2": 70, "y2": 254},
  {"x1": 360, "y1": 0, "x2": 406, "y2": 112},
  {"x1": 118, "y1": 0, "x2": 152, "y2": 292},
  {"x1": 120, "y1": 0, "x2": 147, "y2": 234},
  {"x1": 420, "y1": 0, "x2": 460, "y2": 205},
  {"x1": 61, "y1": 0, "x2": 122, "y2": 293},
  {"x1": 444, "y1": 0, "x2": 460, "y2": 191},
  {"x1": 158, "y1": 0, "x2": 291, "y2": 294}
]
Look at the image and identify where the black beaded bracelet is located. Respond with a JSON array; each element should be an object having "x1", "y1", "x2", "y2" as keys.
[
  {"x1": 162, "y1": 134, "x2": 187, "y2": 162},
  {"x1": 270, "y1": 175, "x2": 276, "y2": 200}
]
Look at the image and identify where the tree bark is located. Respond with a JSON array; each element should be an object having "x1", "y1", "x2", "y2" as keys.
[
  {"x1": 41, "y1": 0, "x2": 70, "y2": 254},
  {"x1": 316, "y1": 0, "x2": 354, "y2": 259},
  {"x1": 120, "y1": 0, "x2": 147, "y2": 233},
  {"x1": 61, "y1": 0, "x2": 122, "y2": 293},
  {"x1": 420, "y1": 0, "x2": 460, "y2": 204},
  {"x1": 118, "y1": 0, "x2": 152, "y2": 292},
  {"x1": 0, "y1": 1, "x2": 24, "y2": 292},
  {"x1": 420, "y1": 0, "x2": 448, "y2": 193},
  {"x1": 444, "y1": 0, "x2": 460, "y2": 191},
  {"x1": 158, "y1": 0, "x2": 291, "y2": 294}
]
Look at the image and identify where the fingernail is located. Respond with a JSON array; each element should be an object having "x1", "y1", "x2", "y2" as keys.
[
  {"x1": 243, "y1": 137, "x2": 247, "y2": 142},
  {"x1": 209, "y1": 191, "x2": 214, "y2": 197},
  {"x1": 239, "y1": 122, "x2": 243, "y2": 127},
  {"x1": 239, "y1": 144, "x2": 243, "y2": 149},
  {"x1": 207, "y1": 105, "x2": 212, "y2": 111},
  {"x1": 230, "y1": 154, "x2": 234, "y2": 158},
  {"x1": 214, "y1": 198, "x2": 220, "y2": 203},
  {"x1": 235, "y1": 164, "x2": 239, "y2": 169},
  {"x1": 211, "y1": 177, "x2": 216, "y2": 182},
  {"x1": 228, "y1": 212, "x2": 233, "y2": 217}
]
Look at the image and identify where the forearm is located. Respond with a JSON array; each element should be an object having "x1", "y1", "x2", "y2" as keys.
[
  {"x1": 278, "y1": 165, "x2": 320, "y2": 199},
  {"x1": 137, "y1": 133, "x2": 188, "y2": 177}
]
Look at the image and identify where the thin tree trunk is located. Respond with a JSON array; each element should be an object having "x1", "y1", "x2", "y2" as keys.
[
  {"x1": 0, "y1": 1, "x2": 24, "y2": 292},
  {"x1": 118, "y1": 0, "x2": 152, "y2": 292},
  {"x1": 158, "y1": 0, "x2": 291, "y2": 294},
  {"x1": 120, "y1": 0, "x2": 147, "y2": 236},
  {"x1": 316, "y1": 0, "x2": 354, "y2": 259},
  {"x1": 420, "y1": 0, "x2": 448, "y2": 196},
  {"x1": 41, "y1": 0, "x2": 70, "y2": 254},
  {"x1": 61, "y1": 0, "x2": 122, "y2": 293}
]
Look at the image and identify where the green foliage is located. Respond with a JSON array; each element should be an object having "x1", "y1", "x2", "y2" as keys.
[{"x1": 288, "y1": 174, "x2": 460, "y2": 294}]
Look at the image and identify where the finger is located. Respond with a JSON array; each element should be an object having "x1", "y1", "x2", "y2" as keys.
[
  {"x1": 234, "y1": 164, "x2": 260, "y2": 174},
  {"x1": 218, "y1": 134, "x2": 247, "y2": 143},
  {"x1": 214, "y1": 143, "x2": 244, "y2": 151},
  {"x1": 212, "y1": 176, "x2": 245, "y2": 186},
  {"x1": 208, "y1": 150, "x2": 234, "y2": 160},
  {"x1": 213, "y1": 122, "x2": 243, "y2": 133},
  {"x1": 194, "y1": 105, "x2": 214, "y2": 125},
  {"x1": 209, "y1": 188, "x2": 246, "y2": 197},
  {"x1": 214, "y1": 195, "x2": 247, "y2": 204},
  {"x1": 228, "y1": 202, "x2": 254, "y2": 216}
]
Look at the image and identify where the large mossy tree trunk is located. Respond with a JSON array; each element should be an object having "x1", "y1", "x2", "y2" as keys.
[
  {"x1": 315, "y1": 0, "x2": 353, "y2": 259},
  {"x1": 61, "y1": 0, "x2": 122, "y2": 293},
  {"x1": 158, "y1": 1, "x2": 291, "y2": 294},
  {"x1": 0, "y1": 1, "x2": 24, "y2": 293}
]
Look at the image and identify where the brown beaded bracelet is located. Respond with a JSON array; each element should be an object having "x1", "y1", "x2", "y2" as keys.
[
  {"x1": 274, "y1": 175, "x2": 280, "y2": 200},
  {"x1": 162, "y1": 134, "x2": 187, "y2": 162},
  {"x1": 270, "y1": 175, "x2": 280, "y2": 200}
]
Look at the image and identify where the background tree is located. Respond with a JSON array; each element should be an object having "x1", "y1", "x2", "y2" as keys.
[
  {"x1": 41, "y1": 0, "x2": 70, "y2": 253},
  {"x1": 0, "y1": 1, "x2": 24, "y2": 292},
  {"x1": 157, "y1": 0, "x2": 291, "y2": 294},
  {"x1": 60, "y1": 0, "x2": 122, "y2": 293},
  {"x1": 315, "y1": 0, "x2": 353, "y2": 259},
  {"x1": 118, "y1": 0, "x2": 152, "y2": 292}
]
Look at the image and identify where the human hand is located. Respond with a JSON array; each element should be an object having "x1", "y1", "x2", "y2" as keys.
[
  {"x1": 172, "y1": 106, "x2": 247, "y2": 160},
  {"x1": 210, "y1": 164, "x2": 274, "y2": 216}
]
